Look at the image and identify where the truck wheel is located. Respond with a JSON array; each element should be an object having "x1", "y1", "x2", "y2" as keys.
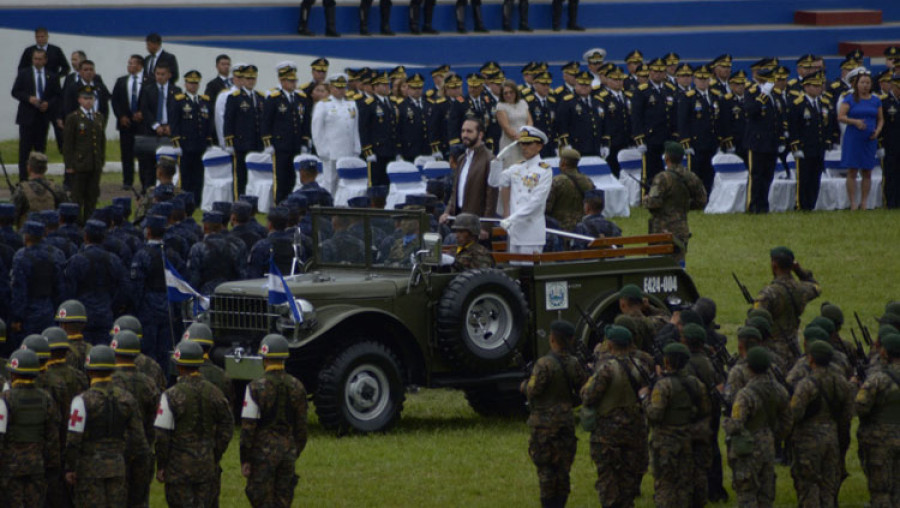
[
  {"x1": 437, "y1": 269, "x2": 528, "y2": 372},
  {"x1": 463, "y1": 384, "x2": 527, "y2": 418},
  {"x1": 315, "y1": 341, "x2": 405, "y2": 434}
]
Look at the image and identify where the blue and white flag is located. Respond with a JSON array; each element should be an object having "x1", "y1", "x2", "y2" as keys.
[
  {"x1": 268, "y1": 259, "x2": 302, "y2": 323},
  {"x1": 164, "y1": 257, "x2": 209, "y2": 310}
]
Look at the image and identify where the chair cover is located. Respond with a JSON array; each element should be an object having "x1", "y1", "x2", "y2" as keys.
[
  {"x1": 333, "y1": 156, "x2": 369, "y2": 207},
  {"x1": 201, "y1": 147, "x2": 234, "y2": 212},
  {"x1": 704, "y1": 153, "x2": 747, "y2": 214},
  {"x1": 245, "y1": 152, "x2": 274, "y2": 213},
  {"x1": 579, "y1": 156, "x2": 630, "y2": 217},
  {"x1": 385, "y1": 160, "x2": 426, "y2": 210},
  {"x1": 617, "y1": 148, "x2": 644, "y2": 207}
]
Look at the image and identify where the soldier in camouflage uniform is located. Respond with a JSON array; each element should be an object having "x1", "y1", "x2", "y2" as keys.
[
  {"x1": 111, "y1": 314, "x2": 167, "y2": 392},
  {"x1": 21, "y1": 333, "x2": 51, "y2": 374},
  {"x1": 724, "y1": 326, "x2": 766, "y2": 410},
  {"x1": 786, "y1": 326, "x2": 848, "y2": 390},
  {"x1": 184, "y1": 322, "x2": 235, "y2": 407},
  {"x1": 754, "y1": 246, "x2": 821, "y2": 373},
  {"x1": 0, "y1": 349, "x2": 61, "y2": 508},
  {"x1": 55, "y1": 300, "x2": 92, "y2": 374},
  {"x1": 616, "y1": 284, "x2": 658, "y2": 354},
  {"x1": 681, "y1": 323, "x2": 721, "y2": 508},
  {"x1": 546, "y1": 147, "x2": 595, "y2": 231},
  {"x1": 383, "y1": 214, "x2": 422, "y2": 267},
  {"x1": 155, "y1": 340, "x2": 233, "y2": 508},
  {"x1": 789, "y1": 341, "x2": 853, "y2": 508},
  {"x1": 240, "y1": 334, "x2": 309, "y2": 508},
  {"x1": 12, "y1": 152, "x2": 68, "y2": 227},
  {"x1": 854, "y1": 333, "x2": 900, "y2": 508},
  {"x1": 520, "y1": 320, "x2": 587, "y2": 508},
  {"x1": 580, "y1": 325, "x2": 648, "y2": 508},
  {"x1": 639, "y1": 342, "x2": 710, "y2": 508},
  {"x1": 806, "y1": 317, "x2": 852, "y2": 378},
  {"x1": 723, "y1": 347, "x2": 791, "y2": 507},
  {"x1": 0, "y1": 319, "x2": 7, "y2": 387},
  {"x1": 641, "y1": 141, "x2": 707, "y2": 266},
  {"x1": 450, "y1": 213, "x2": 495, "y2": 271},
  {"x1": 111, "y1": 330, "x2": 160, "y2": 508}
]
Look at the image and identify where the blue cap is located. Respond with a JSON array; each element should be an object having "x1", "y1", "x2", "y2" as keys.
[
  {"x1": 84, "y1": 219, "x2": 107, "y2": 235},
  {"x1": 298, "y1": 159, "x2": 318, "y2": 172},
  {"x1": 268, "y1": 206, "x2": 290, "y2": 222},
  {"x1": 145, "y1": 215, "x2": 167, "y2": 229},
  {"x1": 169, "y1": 198, "x2": 185, "y2": 212},
  {"x1": 27, "y1": 212, "x2": 41, "y2": 223},
  {"x1": 212, "y1": 201, "x2": 232, "y2": 216},
  {"x1": 203, "y1": 210, "x2": 225, "y2": 224},
  {"x1": 59, "y1": 203, "x2": 80, "y2": 218},
  {"x1": 177, "y1": 191, "x2": 195, "y2": 209},
  {"x1": 39, "y1": 210, "x2": 59, "y2": 225},
  {"x1": 404, "y1": 193, "x2": 436, "y2": 206},
  {"x1": 91, "y1": 207, "x2": 111, "y2": 225},
  {"x1": 151, "y1": 202, "x2": 174, "y2": 218},
  {"x1": 0, "y1": 203, "x2": 14, "y2": 218},
  {"x1": 154, "y1": 184, "x2": 175, "y2": 200},
  {"x1": 348, "y1": 196, "x2": 369, "y2": 208},
  {"x1": 238, "y1": 195, "x2": 259, "y2": 210},
  {"x1": 22, "y1": 220, "x2": 45, "y2": 236},
  {"x1": 112, "y1": 197, "x2": 131, "y2": 211},
  {"x1": 232, "y1": 201, "x2": 252, "y2": 221},
  {"x1": 584, "y1": 189, "x2": 605, "y2": 201},
  {"x1": 287, "y1": 193, "x2": 310, "y2": 209},
  {"x1": 367, "y1": 185, "x2": 389, "y2": 199},
  {"x1": 109, "y1": 205, "x2": 124, "y2": 221}
]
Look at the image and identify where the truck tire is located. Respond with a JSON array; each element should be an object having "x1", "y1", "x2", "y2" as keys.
[
  {"x1": 463, "y1": 384, "x2": 527, "y2": 418},
  {"x1": 436, "y1": 269, "x2": 528, "y2": 372},
  {"x1": 315, "y1": 341, "x2": 405, "y2": 434}
]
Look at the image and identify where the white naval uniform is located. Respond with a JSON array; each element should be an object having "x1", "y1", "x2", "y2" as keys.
[
  {"x1": 215, "y1": 84, "x2": 239, "y2": 148},
  {"x1": 495, "y1": 154, "x2": 553, "y2": 250},
  {"x1": 311, "y1": 96, "x2": 362, "y2": 195}
]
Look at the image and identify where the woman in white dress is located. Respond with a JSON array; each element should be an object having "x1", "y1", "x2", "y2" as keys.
[{"x1": 496, "y1": 79, "x2": 533, "y2": 168}]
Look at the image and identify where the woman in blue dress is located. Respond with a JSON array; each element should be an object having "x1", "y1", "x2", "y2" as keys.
[{"x1": 838, "y1": 70, "x2": 883, "y2": 210}]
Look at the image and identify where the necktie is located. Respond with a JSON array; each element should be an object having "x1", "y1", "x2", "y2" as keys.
[
  {"x1": 87, "y1": 111, "x2": 93, "y2": 121},
  {"x1": 225, "y1": 77, "x2": 231, "y2": 87},
  {"x1": 815, "y1": 99, "x2": 820, "y2": 113},
  {"x1": 130, "y1": 77, "x2": 138, "y2": 113},
  {"x1": 37, "y1": 70, "x2": 44, "y2": 100},
  {"x1": 158, "y1": 85, "x2": 165, "y2": 122}
]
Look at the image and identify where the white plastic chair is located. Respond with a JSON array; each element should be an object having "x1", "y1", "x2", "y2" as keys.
[
  {"x1": 201, "y1": 147, "x2": 234, "y2": 212},
  {"x1": 413, "y1": 155, "x2": 436, "y2": 173},
  {"x1": 767, "y1": 155, "x2": 796, "y2": 212},
  {"x1": 292, "y1": 154, "x2": 323, "y2": 192},
  {"x1": 245, "y1": 152, "x2": 275, "y2": 213},
  {"x1": 155, "y1": 146, "x2": 180, "y2": 187},
  {"x1": 704, "y1": 153, "x2": 747, "y2": 214},
  {"x1": 422, "y1": 160, "x2": 451, "y2": 181},
  {"x1": 385, "y1": 160, "x2": 426, "y2": 210},
  {"x1": 333, "y1": 156, "x2": 369, "y2": 207},
  {"x1": 816, "y1": 149, "x2": 847, "y2": 210},
  {"x1": 578, "y1": 156, "x2": 630, "y2": 217},
  {"x1": 617, "y1": 148, "x2": 644, "y2": 207}
]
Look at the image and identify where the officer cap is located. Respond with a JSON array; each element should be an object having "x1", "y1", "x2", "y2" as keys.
[
  {"x1": 534, "y1": 71, "x2": 553, "y2": 84},
  {"x1": 173, "y1": 340, "x2": 205, "y2": 366},
  {"x1": 0, "y1": 318, "x2": 5, "y2": 343},
  {"x1": 202, "y1": 210, "x2": 225, "y2": 224},
  {"x1": 624, "y1": 49, "x2": 644, "y2": 64},
  {"x1": 746, "y1": 346, "x2": 771, "y2": 372},
  {"x1": 597, "y1": 62, "x2": 615, "y2": 76},
  {"x1": 575, "y1": 70, "x2": 593, "y2": 85},
  {"x1": 693, "y1": 65, "x2": 712, "y2": 79},
  {"x1": 634, "y1": 64, "x2": 650, "y2": 78},
  {"x1": 444, "y1": 73, "x2": 463, "y2": 88},
  {"x1": 267, "y1": 205, "x2": 290, "y2": 223},
  {"x1": 682, "y1": 323, "x2": 707, "y2": 344},
  {"x1": 182, "y1": 322, "x2": 214, "y2": 347},
  {"x1": 345, "y1": 68, "x2": 359, "y2": 81},
  {"x1": 584, "y1": 48, "x2": 607, "y2": 64},
  {"x1": 59, "y1": 202, "x2": 80, "y2": 218},
  {"x1": 84, "y1": 219, "x2": 107, "y2": 236},
  {"x1": 111, "y1": 314, "x2": 143, "y2": 337},
  {"x1": 879, "y1": 324, "x2": 900, "y2": 339},
  {"x1": 78, "y1": 84, "x2": 94, "y2": 97},
  {"x1": 389, "y1": 65, "x2": 408, "y2": 80},
  {"x1": 297, "y1": 158, "x2": 319, "y2": 173},
  {"x1": 39, "y1": 209, "x2": 59, "y2": 225},
  {"x1": 109, "y1": 205, "x2": 125, "y2": 222},
  {"x1": 756, "y1": 67, "x2": 775, "y2": 82},
  {"x1": 583, "y1": 188, "x2": 604, "y2": 202},
  {"x1": 480, "y1": 61, "x2": 501, "y2": 75},
  {"x1": 90, "y1": 206, "x2": 111, "y2": 225},
  {"x1": 663, "y1": 342, "x2": 690, "y2": 359},
  {"x1": 559, "y1": 147, "x2": 581, "y2": 162},
  {"x1": 85, "y1": 345, "x2": 116, "y2": 371},
  {"x1": 485, "y1": 72, "x2": 505, "y2": 85},
  {"x1": 22, "y1": 334, "x2": 50, "y2": 359},
  {"x1": 750, "y1": 57, "x2": 776, "y2": 70},
  {"x1": 774, "y1": 66, "x2": 790, "y2": 80},
  {"x1": 259, "y1": 334, "x2": 290, "y2": 358},
  {"x1": 347, "y1": 196, "x2": 369, "y2": 208},
  {"x1": 367, "y1": 185, "x2": 389, "y2": 199},
  {"x1": 242, "y1": 65, "x2": 259, "y2": 79},
  {"x1": 808, "y1": 340, "x2": 833, "y2": 364},
  {"x1": 711, "y1": 53, "x2": 733, "y2": 67},
  {"x1": 0, "y1": 203, "x2": 13, "y2": 218},
  {"x1": 819, "y1": 301, "x2": 844, "y2": 327},
  {"x1": 40, "y1": 327, "x2": 68, "y2": 350},
  {"x1": 407, "y1": 73, "x2": 425, "y2": 88},
  {"x1": 728, "y1": 70, "x2": 749, "y2": 85},
  {"x1": 169, "y1": 198, "x2": 185, "y2": 214},
  {"x1": 881, "y1": 334, "x2": 900, "y2": 355},
  {"x1": 521, "y1": 62, "x2": 537, "y2": 75},
  {"x1": 231, "y1": 63, "x2": 246, "y2": 78},
  {"x1": 178, "y1": 191, "x2": 196, "y2": 212},
  {"x1": 746, "y1": 316, "x2": 772, "y2": 336},
  {"x1": 662, "y1": 52, "x2": 680, "y2": 66},
  {"x1": 56, "y1": 300, "x2": 88, "y2": 323},
  {"x1": 604, "y1": 325, "x2": 632, "y2": 346},
  {"x1": 431, "y1": 64, "x2": 451, "y2": 77},
  {"x1": 845, "y1": 48, "x2": 864, "y2": 61},
  {"x1": 183, "y1": 70, "x2": 202, "y2": 83},
  {"x1": 876, "y1": 69, "x2": 892, "y2": 83},
  {"x1": 877, "y1": 312, "x2": 900, "y2": 328},
  {"x1": 150, "y1": 202, "x2": 174, "y2": 218},
  {"x1": 796, "y1": 53, "x2": 817, "y2": 68},
  {"x1": 276, "y1": 62, "x2": 297, "y2": 81},
  {"x1": 885, "y1": 46, "x2": 900, "y2": 59},
  {"x1": 370, "y1": 71, "x2": 390, "y2": 85},
  {"x1": 8, "y1": 349, "x2": 41, "y2": 376},
  {"x1": 237, "y1": 194, "x2": 259, "y2": 211},
  {"x1": 809, "y1": 316, "x2": 835, "y2": 335},
  {"x1": 674, "y1": 63, "x2": 693, "y2": 77},
  {"x1": 465, "y1": 73, "x2": 484, "y2": 87},
  {"x1": 447, "y1": 143, "x2": 467, "y2": 160},
  {"x1": 311, "y1": 57, "x2": 329, "y2": 71},
  {"x1": 22, "y1": 220, "x2": 45, "y2": 237},
  {"x1": 451, "y1": 212, "x2": 481, "y2": 235},
  {"x1": 328, "y1": 73, "x2": 348, "y2": 88},
  {"x1": 518, "y1": 126, "x2": 547, "y2": 144},
  {"x1": 737, "y1": 325, "x2": 763, "y2": 342},
  {"x1": 550, "y1": 319, "x2": 575, "y2": 338},
  {"x1": 618, "y1": 283, "x2": 643, "y2": 301},
  {"x1": 841, "y1": 58, "x2": 860, "y2": 71},
  {"x1": 803, "y1": 325, "x2": 829, "y2": 343},
  {"x1": 647, "y1": 58, "x2": 667, "y2": 72},
  {"x1": 664, "y1": 140, "x2": 684, "y2": 160},
  {"x1": 679, "y1": 308, "x2": 704, "y2": 327},
  {"x1": 110, "y1": 330, "x2": 142, "y2": 357},
  {"x1": 232, "y1": 200, "x2": 252, "y2": 221},
  {"x1": 561, "y1": 61, "x2": 580, "y2": 75},
  {"x1": 26, "y1": 211, "x2": 41, "y2": 223},
  {"x1": 606, "y1": 66, "x2": 626, "y2": 80},
  {"x1": 144, "y1": 214, "x2": 164, "y2": 232}
]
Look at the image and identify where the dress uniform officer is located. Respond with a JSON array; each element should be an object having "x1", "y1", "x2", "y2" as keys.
[
  {"x1": 881, "y1": 75, "x2": 900, "y2": 209},
  {"x1": 623, "y1": 50, "x2": 644, "y2": 93},
  {"x1": 224, "y1": 64, "x2": 265, "y2": 198},
  {"x1": 519, "y1": 62, "x2": 538, "y2": 97},
  {"x1": 789, "y1": 73, "x2": 839, "y2": 211},
  {"x1": 311, "y1": 73, "x2": 361, "y2": 194},
  {"x1": 788, "y1": 54, "x2": 818, "y2": 96},
  {"x1": 302, "y1": 58, "x2": 329, "y2": 97},
  {"x1": 171, "y1": 70, "x2": 213, "y2": 203},
  {"x1": 425, "y1": 82, "x2": 449, "y2": 158},
  {"x1": 597, "y1": 66, "x2": 632, "y2": 177},
  {"x1": 441, "y1": 74, "x2": 465, "y2": 145},
  {"x1": 583, "y1": 48, "x2": 606, "y2": 88},
  {"x1": 721, "y1": 70, "x2": 750, "y2": 162},
  {"x1": 397, "y1": 73, "x2": 434, "y2": 162},
  {"x1": 359, "y1": 71, "x2": 398, "y2": 186},
  {"x1": 709, "y1": 54, "x2": 733, "y2": 95},
  {"x1": 240, "y1": 334, "x2": 309, "y2": 508},
  {"x1": 262, "y1": 63, "x2": 311, "y2": 204},
  {"x1": 745, "y1": 67, "x2": 786, "y2": 213},
  {"x1": 677, "y1": 65, "x2": 726, "y2": 195},
  {"x1": 631, "y1": 58, "x2": 677, "y2": 195},
  {"x1": 556, "y1": 71, "x2": 603, "y2": 156},
  {"x1": 672, "y1": 63, "x2": 693, "y2": 100},
  {"x1": 425, "y1": 64, "x2": 451, "y2": 101},
  {"x1": 447, "y1": 74, "x2": 493, "y2": 151},
  {"x1": 663, "y1": 52, "x2": 680, "y2": 84},
  {"x1": 63, "y1": 85, "x2": 106, "y2": 224},
  {"x1": 827, "y1": 57, "x2": 858, "y2": 102},
  {"x1": 10, "y1": 221, "x2": 66, "y2": 343},
  {"x1": 553, "y1": 62, "x2": 579, "y2": 101},
  {"x1": 526, "y1": 71, "x2": 557, "y2": 158}
]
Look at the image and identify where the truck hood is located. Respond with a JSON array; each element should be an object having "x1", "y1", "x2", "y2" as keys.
[{"x1": 213, "y1": 270, "x2": 410, "y2": 300}]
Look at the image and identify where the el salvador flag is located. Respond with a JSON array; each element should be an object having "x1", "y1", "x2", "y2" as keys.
[
  {"x1": 164, "y1": 257, "x2": 209, "y2": 310},
  {"x1": 268, "y1": 258, "x2": 302, "y2": 323}
]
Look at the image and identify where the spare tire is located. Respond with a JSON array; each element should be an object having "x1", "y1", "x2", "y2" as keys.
[{"x1": 436, "y1": 269, "x2": 528, "y2": 372}]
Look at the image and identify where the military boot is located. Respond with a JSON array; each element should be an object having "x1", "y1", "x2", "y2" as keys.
[
  {"x1": 359, "y1": 5, "x2": 371, "y2": 35},
  {"x1": 567, "y1": 0, "x2": 585, "y2": 30},
  {"x1": 325, "y1": 4, "x2": 340, "y2": 36},
  {"x1": 409, "y1": 2, "x2": 421, "y2": 34},
  {"x1": 473, "y1": 4, "x2": 488, "y2": 32},
  {"x1": 381, "y1": 1, "x2": 395, "y2": 35},
  {"x1": 551, "y1": 0, "x2": 563, "y2": 30},
  {"x1": 297, "y1": 2, "x2": 314, "y2": 35},
  {"x1": 518, "y1": 0, "x2": 532, "y2": 31},
  {"x1": 456, "y1": 5, "x2": 467, "y2": 33},
  {"x1": 422, "y1": 2, "x2": 438, "y2": 33},
  {"x1": 502, "y1": 0, "x2": 514, "y2": 31}
]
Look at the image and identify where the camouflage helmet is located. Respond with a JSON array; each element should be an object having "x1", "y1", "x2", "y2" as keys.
[
  {"x1": 259, "y1": 334, "x2": 290, "y2": 359},
  {"x1": 110, "y1": 331, "x2": 142, "y2": 357},
  {"x1": 451, "y1": 213, "x2": 481, "y2": 236},
  {"x1": 7, "y1": 349, "x2": 41, "y2": 377},
  {"x1": 21, "y1": 334, "x2": 50, "y2": 360},
  {"x1": 55, "y1": 300, "x2": 88, "y2": 323},
  {"x1": 172, "y1": 340, "x2": 205, "y2": 366},
  {"x1": 0, "y1": 317, "x2": 6, "y2": 343},
  {"x1": 182, "y1": 323, "x2": 214, "y2": 349},
  {"x1": 85, "y1": 345, "x2": 117, "y2": 371},
  {"x1": 111, "y1": 315, "x2": 143, "y2": 337},
  {"x1": 42, "y1": 327, "x2": 70, "y2": 351}
]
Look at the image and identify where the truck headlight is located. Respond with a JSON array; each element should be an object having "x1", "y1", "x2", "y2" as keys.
[{"x1": 274, "y1": 299, "x2": 316, "y2": 334}]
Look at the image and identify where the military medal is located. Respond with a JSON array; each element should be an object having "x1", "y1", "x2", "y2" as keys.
[
  {"x1": 575, "y1": 103, "x2": 582, "y2": 114},
  {"x1": 803, "y1": 108, "x2": 811, "y2": 120},
  {"x1": 183, "y1": 103, "x2": 193, "y2": 113},
  {"x1": 278, "y1": 103, "x2": 288, "y2": 113}
]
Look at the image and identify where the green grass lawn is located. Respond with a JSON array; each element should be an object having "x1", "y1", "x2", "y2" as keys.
[
  {"x1": 147, "y1": 206, "x2": 892, "y2": 507},
  {"x1": 0, "y1": 138, "x2": 121, "y2": 165}
]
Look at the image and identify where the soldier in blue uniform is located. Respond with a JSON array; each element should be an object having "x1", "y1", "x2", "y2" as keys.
[
  {"x1": 56, "y1": 203, "x2": 83, "y2": 248},
  {"x1": 744, "y1": 67, "x2": 785, "y2": 213},
  {"x1": 237, "y1": 195, "x2": 269, "y2": 238},
  {"x1": 65, "y1": 219, "x2": 129, "y2": 345},
  {"x1": 188, "y1": 211, "x2": 247, "y2": 295},
  {"x1": 108, "y1": 205, "x2": 143, "y2": 257},
  {"x1": 526, "y1": 71, "x2": 557, "y2": 158},
  {"x1": 573, "y1": 189, "x2": 622, "y2": 247},
  {"x1": 176, "y1": 193, "x2": 203, "y2": 240},
  {"x1": 247, "y1": 206, "x2": 301, "y2": 278},
  {"x1": 290, "y1": 160, "x2": 334, "y2": 206},
  {"x1": 556, "y1": 70, "x2": 602, "y2": 156},
  {"x1": 91, "y1": 207, "x2": 133, "y2": 268},
  {"x1": 631, "y1": 57, "x2": 677, "y2": 194},
  {"x1": 171, "y1": 70, "x2": 213, "y2": 203},
  {"x1": 358, "y1": 71, "x2": 397, "y2": 186},
  {"x1": 0, "y1": 203, "x2": 24, "y2": 251},
  {"x1": 396, "y1": 73, "x2": 434, "y2": 162},
  {"x1": 882, "y1": 75, "x2": 900, "y2": 209},
  {"x1": 228, "y1": 200, "x2": 264, "y2": 251},
  {"x1": 224, "y1": 64, "x2": 265, "y2": 198},
  {"x1": 262, "y1": 63, "x2": 311, "y2": 204},
  {"x1": 721, "y1": 71, "x2": 749, "y2": 163},
  {"x1": 168, "y1": 198, "x2": 200, "y2": 246},
  {"x1": 596, "y1": 66, "x2": 632, "y2": 177},
  {"x1": 789, "y1": 73, "x2": 839, "y2": 211},
  {"x1": 40, "y1": 210, "x2": 77, "y2": 259},
  {"x1": 677, "y1": 65, "x2": 727, "y2": 195},
  {"x1": 9, "y1": 220, "x2": 66, "y2": 345},
  {"x1": 623, "y1": 50, "x2": 644, "y2": 93},
  {"x1": 111, "y1": 197, "x2": 141, "y2": 241}
]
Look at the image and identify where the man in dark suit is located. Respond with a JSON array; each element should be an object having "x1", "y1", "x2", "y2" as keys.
[
  {"x1": 203, "y1": 54, "x2": 231, "y2": 100},
  {"x1": 11, "y1": 48, "x2": 61, "y2": 181},
  {"x1": 139, "y1": 63, "x2": 180, "y2": 190},
  {"x1": 112, "y1": 54, "x2": 147, "y2": 190},
  {"x1": 18, "y1": 27, "x2": 69, "y2": 79},
  {"x1": 60, "y1": 59, "x2": 110, "y2": 129},
  {"x1": 439, "y1": 118, "x2": 497, "y2": 240},
  {"x1": 144, "y1": 33, "x2": 179, "y2": 85},
  {"x1": 62, "y1": 50, "x2": 86, "y2": 92}
]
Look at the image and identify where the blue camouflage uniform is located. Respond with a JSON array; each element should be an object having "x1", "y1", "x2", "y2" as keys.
[
  {"x1": 131, "y1": 235, "x2": 185, "y2": 367},
  {"x1": 65, "y1": 230, "x2": 129, "y2": 345},
  {"x1": 10, "y1": 224, "x2": 67, "y2": 343},
  {"x1": 188, "y1": 212, "x2": 247, "y2": 294}
]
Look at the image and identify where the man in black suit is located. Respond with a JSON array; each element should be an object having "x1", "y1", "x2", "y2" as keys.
[
  {"x1": 62, "y1": 50, "x2": 86, "y2": 92},
  {"x1": 144, "y1": 33, "x2": 179, "y2": 85},
  {"x1": 18, "y1": 27, "x2": 69, "y2": 79},
  {"x1": 112, "y1": 54, "x2": 147, "y2": 190},
  {"x1": 203, "y1": 54, "x2": 231, "y2": 100},
  {"x1": 60, "y1": 59, "x2": 110, "y2": 128},
  {"x1": 139, "y1": 63, "x2": 180, "y2": 190},
  {"x1": 11, "y1": 48, "x2": 61, "y2": 181}
]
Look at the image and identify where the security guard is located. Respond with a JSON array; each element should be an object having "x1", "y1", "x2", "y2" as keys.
[
  {"x1": 397, "y1": 73, "x2": 433, "y2": 162},
  {"x1": 789, "y1": 73, "x2": 839, "y2": 211},
  {"x1": 721, "y1": 70, "x2": 750, "y2": 162},
  {"x1": 224, "y1": 64, "x2": 265, "y2": 198},
  {"x1": 110, "y1": 314, "x2": 167, "y2": 392},
  {"x1": 526, "y1": 71, "x2": 557, "y2": 158},
  {"x1": 171, "y1": 70, "x2": 213, "y2": 203},
  {"x1": 240, "y1": 334, "x2": 308, "y2": 508},
  {"x1": 359, "y1": 71, "x2": 397, "y2": 186},
  {"x1": 154, "y1": 340, "x2": 233, "y2": 507},
  {"x1": 631, "y1": 57, "x2": 677, "y2": 195},
  {"x1": 883, "y1": 74, "x2": 900, "y2": 209},
  {"x1": 745, "y1": 67, "x2": 785, "y2": 213},
  {"x1": 623, "y1": 50, "x2": 644, "y2": 93},
  {"x1": 263, "y1": 62, "x2": 311, "y2": 204},
  {"x1": 556, "y1": 70, "x2": 602, "y2": 156},
  {"x1": 597, "y1": 66, "x2": 632, "y2": 177},
  {"x1": 63, "y1": 84, "x2": 106, "y2": 223},
  {"x1": 677, "y1": 65, "x2": 726, "y2": 195},
  {"x1": 10, "y1": 220, "x2": 66, "y2": 342},
  {"x1": 188, "y1": 211, "x2": 247, "y2": 294}
]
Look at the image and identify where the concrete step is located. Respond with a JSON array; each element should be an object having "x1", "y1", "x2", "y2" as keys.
[{"x1": 795, "y1": 9, "x2": 882, "y2": 26}]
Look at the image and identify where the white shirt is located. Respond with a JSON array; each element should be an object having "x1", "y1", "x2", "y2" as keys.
[
  {"x1": 495, "y1": 155, "x2": 552, "y2": 246},
  {"x1": 457, "y1": 148, "x2": 474, "y2": 209},
  {"x1": 311, "y1": 96, "x2": 361, "y2": 159}
]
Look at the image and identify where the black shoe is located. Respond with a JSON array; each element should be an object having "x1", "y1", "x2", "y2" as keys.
[
  {"x1": 423, "y1": 26, "x2": 438, "y2": 34},
  {"x1": 410, "y1": 27, "x2": 421, "y2": 34},
  {"x1": 567, "y1": 24, "x2": 585, "y2": 31},
  {"x1": 474, "y1": 25, "x2": 488, "y2": 33},
  {"x1": 297, "y1": 27, "x2": 314, "y2": 36},
  {"x1": 381, "y1": 28, "x2": 396, "y2": 35},
  {"x1": 518, "y1": 24, "x2": 532, "y2": 31},
  {"x1": 121, "y1": 184, "x2": 133, "y2": 191},
  {"x1": 325, "y1": 29, "x2": 340, "y2": 37},
  {"x1": 360, "y1": 27, "x2": 370, "y2": 35}
]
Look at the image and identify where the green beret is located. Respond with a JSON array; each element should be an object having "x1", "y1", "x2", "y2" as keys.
[
  {"x1": 682, "y1": 323, "x2": 707, "y2": 344},
  {"x1": 803, "y1": 325, "x2": 829, "y2": 343},
  {"x1": 820, "y1": 302, "x2": 844, "y2": 327},
  {"x1": 605, "y1": 325, "x2": 632, "y2": 346},
  {"x1": 550, "y1": 320, "x2": 575, "y2": 338},
  {"x1": 679, "y1": 309, "x2": 704, "y2": 327},
  {"x1": 746, "y1": 316, "x2": 772, "y2": 336},
  {"x1": 884, "y1": 301, "x2": 900, "y2": 316},
  {"x1": 664, "y1": 141, "x2": 684, "y2": 160},
  {"x1": 737, "y1": 326, "x2": 762, "y2": 341},
  {"x1": 746, "y1": 346, "x2": 771, "y2": 372},
  {"x1": 618, "y1": 284, "x2": 643, "y2": 301},
  {"x1": 770, "y1": 246, "x2": 794, "y2": 261},
  {"x1": 613, "y1": 314, "x2": 638, "y2": 336},
  {"x1": 809, "y1": 316, "x2": 835, "y2": 336},
  {"x1": 879, "y1": 324, "x2": 900, "y2": 340},
  {"x1": 881, "y1": 333, "x2": 900, "y2": 355},
  {"x1": 808, "y1": 340, "x2": 834, "y2": 364},
  {"x1": 747, "y1": 308, "x2": 774, "y2": 327},
  {"x1": 663, "y1": 342, "x2": 690, "y2": 358}
]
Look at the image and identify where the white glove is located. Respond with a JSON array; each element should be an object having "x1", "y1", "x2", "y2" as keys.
[
  {"x1": 554, "y1": 148, "x2": 560, "y2": 157},
  {"x1": 263, "y1": 146, "x2": 275, "y2": 155},
  {"x1": 726, "y1": 147, "x2": 736, "y2": 154},
  {"x1": 777, "y1": 145, "x2": 785, "y2": 154},
  {"x1": 224, "y1": 146, "x2": 235, "y2": 155},
  {"x1": 499, "y1": 218, "x2": 512, "y2": 231},
  {"x1": 395, "y1": 155, "x2": 403, "y2": 162},
  {"x1": 876, "y1": 148, "x2": 885, "y2": 159},
  {"x1": 792, "y1": 150, "x2": 805, "y2": 160},
  {"x1": 431, "y1": 151, "x2": 443, "y2": 160},
  {"x1": 760, "y1": 82, "x2": 775, "y2": 95},
  {"x1": 684, "y1": 148, "x2": 695, "y2": 156},
  {"x1": 636, "y1": 144, "x2": 648, "y2": 154},
  {"x1": 300, "y1": 145, "x2": 310, "y2": 155},
  {"x1": 366, "y1": 154, "x2": 377, "y2": 163},
  {"x1": 600, "y1": 147, "x2": 610, "y2": 159},
  {"x1": 172, "y1": 147, "x2": 183, "y2": 156}
]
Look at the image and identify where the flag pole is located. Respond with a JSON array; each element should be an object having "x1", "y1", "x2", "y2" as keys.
[{"x1": 161, "y1": 245, "x2": 178, "y2": 372}]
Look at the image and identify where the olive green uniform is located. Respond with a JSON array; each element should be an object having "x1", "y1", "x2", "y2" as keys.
[
  {"x1": 12, "y1": 177, "x2": 68, "y2": 228},
  {"x1": 754, "y1": 270, "x2": 821, "y2": 371},
  {"x1": 62, "y1": 108, "x2": 106, "y2": 223},
  {"x1": 854, "y1": 363, "x2": 900, "y2": 508},
  {"x1": 65, "y1": 335, "x2": 92, "y2": 375},
  {"x1": 685, "y1": 351, "x2": 721, "y2": 508},
  {"x1": 641, "y1": 164, "x2": 707, "y2": 264},
  {"x1": 546, "y1": 170, "x2": 595, "y2": 231}
]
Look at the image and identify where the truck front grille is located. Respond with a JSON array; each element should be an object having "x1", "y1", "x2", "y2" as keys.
[{"x1": 209, "y1": 295, "x2": 275, "y2": 333}]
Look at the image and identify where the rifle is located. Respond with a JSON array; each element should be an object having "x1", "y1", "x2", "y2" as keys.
[
  {"x1": 628, "y1": 355, "x2": 657, "y2": 389},
  {"x1": 624, "y1": 170, "x2": 651, "y2": 192},
  {"x1": 732, "y1": 272, "x2": 755, "y2": 305},
  {"x1": 574, "y1": 302, "x2": 604, "y2": 356},
  {"x1": 849, "y1": 329, "x2": 869, "y2": 382},
  {"x1": 0, "y1": 153, "x2": 16, "y2": 193},
  {"x1": 854, "y1": 312, "x2": 873, "y2": 347}
]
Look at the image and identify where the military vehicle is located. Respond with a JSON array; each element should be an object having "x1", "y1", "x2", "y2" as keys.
[{"x1": 207, "y1": 207, "x2": 699, "y2": 433}]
